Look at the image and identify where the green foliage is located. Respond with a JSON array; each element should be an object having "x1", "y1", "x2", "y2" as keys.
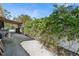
[
  {"x1": 16, "y1": 14, "x2": 32, "y2": 25},
  {"x1": 48, "y1": 5, "x2": 79, "y2": 41},
  {"x1": 16, "y1": 14, "x2": 32, "y2": 33},
  {"x1": 24, "y1": 4, "x2": 79, "y2": 48},
  {"x1": 4, "y1": 23, "x2": 12, "y2": 29}
]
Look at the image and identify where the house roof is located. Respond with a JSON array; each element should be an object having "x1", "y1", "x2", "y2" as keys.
[{"x1": 0, "y1": 16, "x2": 22, "y2": 25}]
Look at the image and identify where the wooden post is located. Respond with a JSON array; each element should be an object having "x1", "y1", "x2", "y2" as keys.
[{"x1": 0, "y1": 39, "x2": 4, "y2": 55}]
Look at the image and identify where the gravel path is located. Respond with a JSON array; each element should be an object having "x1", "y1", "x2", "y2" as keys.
[
  {"x1": 2, "y1": 33, "x2": 31, "y2": 56},
  {"x1": 2, "y1": 33, "x2": 54, "y2": 56}
]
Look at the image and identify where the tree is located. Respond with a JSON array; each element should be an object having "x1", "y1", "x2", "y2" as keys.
[
  {"x1": 0, "y1": 4, "x2": 4, "y2": 17},
  {"x1": 4, "y1": 9, "x2": 12, "y2": 19},
  {"x1": 16, "y1": 14, "x2": 32, "y2": 33},
  {"x1": 0, "y1": 4, "x2": 12, "y2": 19},
  {"x1": 17, "y1": 14, "x2": 32, "y2": 25}
]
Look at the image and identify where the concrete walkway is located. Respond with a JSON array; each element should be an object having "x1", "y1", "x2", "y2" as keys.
[{"x1": 21, "y1": 40, "x2": 56, "y2": 56}]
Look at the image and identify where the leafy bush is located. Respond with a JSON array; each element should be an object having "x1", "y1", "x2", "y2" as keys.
[{"x1": 24, "y1": 4, "x2": 79, "y2": 55}]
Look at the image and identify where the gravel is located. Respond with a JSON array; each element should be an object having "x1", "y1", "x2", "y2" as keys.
[{"x1": 2, "y1": 33, "x2": 30, "y2": 56}]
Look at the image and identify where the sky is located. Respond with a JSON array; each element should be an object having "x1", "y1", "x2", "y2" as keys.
[{"x1": 2, "y1": 3, "x2": 53, "y2": 19}]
